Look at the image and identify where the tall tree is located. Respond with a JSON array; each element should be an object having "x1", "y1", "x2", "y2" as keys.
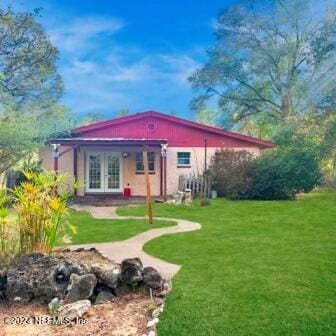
[
  {"x1": 0, "y1": 7, "x2": 63, "y2": 107},
  {"x1": 116, "y1": 108, "x2": 129, "y2": 117},
  {"x1": 196, "y1": 108, "x2": 220, "y2": 126},
  {"x1": 189, "y1": 0, "x2": 336, "y2": 129},
  {"x1": 168, "y1": 110, "x2": 178, "y2": 117},
  {"x1": 0, "y1": 7, "x2": 69, "y2": 174},
  {"x1": 0, "y1": 104, "x2": 73, "y2": 173},
  {"x1": 78, "y1": 112, "x2": 105, "y2": 126}
]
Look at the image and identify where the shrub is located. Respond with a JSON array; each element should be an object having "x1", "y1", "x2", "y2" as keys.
[
  {"x1": 200, "y1": 197, "x2": 211, "y2": 207},
  {"x1": 322, "y1": 174, "x2": 336, "y2": 189},
  {"x1": 0, "y1": 189, "x2": 17, "y2": 267},
  {"x1": 0, "y1": 171, "x2": 79, "y2": 267},
  {"x1": 248, "y1": 148, "x2": 323, "y2": 200},
  {"x1": 16, "y1": 158, "x2": 43, "y2": 186},
  {"x1": 210, "y1": 149, "x2": 255, "y2": 199},
  {"x1": 13, "y1": 171, "x2": 77, "y2": 254},
  {"x1": 0, "y1": 189, "x2": 10, "y2": 251}
]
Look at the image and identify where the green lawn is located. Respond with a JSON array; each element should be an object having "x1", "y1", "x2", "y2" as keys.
[
  {"x1": 117, "y1": 190, "x2": 336, "y2": 336},
  {"x1": 68, "y1": 210, "x2": 175, "y2": 244}
]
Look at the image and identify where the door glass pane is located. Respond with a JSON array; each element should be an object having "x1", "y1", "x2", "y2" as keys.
[
  {"x1": 89, "y1": 154, "x2": 101, "y2": 189},
  {"x1": 107, "y1": 155, "x2": 120, "y2": 189}
]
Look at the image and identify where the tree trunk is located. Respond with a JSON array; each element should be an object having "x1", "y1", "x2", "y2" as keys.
[{"x1": 280, "y1": 91, "x2": 291, "y2": 119}]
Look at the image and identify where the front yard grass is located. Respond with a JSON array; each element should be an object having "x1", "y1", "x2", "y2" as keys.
[
  {"x1": 68, "y1": 210, "x2": 175, "y2": 244},
  {"x1": 117, "y1": 190, "x2": 336, "y2": 336}
]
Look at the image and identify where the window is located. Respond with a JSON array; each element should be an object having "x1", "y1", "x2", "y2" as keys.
[
  {"x1": 177, "y1": 152, "x2": 191, "y2": 166},
  {"x1": 135, "y1": 152, "x2": 155, "y2": 172}
]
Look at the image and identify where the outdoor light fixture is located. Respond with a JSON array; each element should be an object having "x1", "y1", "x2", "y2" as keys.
[
  {"x1": 161, "y1": 144, "x2": 168, "y2": 157},
  {"x1": 122, "y1": 152, "x2": 130, "y2": 159},
  {"x1": 52, "y1": 143, "x2": 60, "y2": 151},
  {"x1": 52, "y1": 143, "x2": 60, "y2": 158}
]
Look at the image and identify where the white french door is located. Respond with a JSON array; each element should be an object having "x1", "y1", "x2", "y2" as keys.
[
  {"x1": 86, "y1": 152, "x2": 122, "y2": 193},
  {"x1": 104, "y1": 153, "x2": 122, "y2": 192}
]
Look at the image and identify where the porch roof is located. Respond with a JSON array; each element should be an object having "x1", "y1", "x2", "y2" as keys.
[{"x1": 50, "y1": 137, "x2": 168, "y2": 147}]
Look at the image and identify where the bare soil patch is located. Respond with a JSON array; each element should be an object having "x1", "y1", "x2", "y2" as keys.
[
  {"x1": 54, "y1": 248, "x2": 110, "y2": 266},
  {"x1": 0, "y1": 293, "x2": 153, "y2": 336}
]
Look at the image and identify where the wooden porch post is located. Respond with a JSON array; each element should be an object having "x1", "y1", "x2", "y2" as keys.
[
  {"x1": 163, "y1": 155, "x2": 167, "y2": 201},
  {"x1": 73, "y1": 146, "x2": 78, "y2": 196},
  {"x1": 143, "y1": 149, "x2": 153, "y2": 224},
  {"x1": 160, "y1": 155, "x2": 163, "y2": 196}
]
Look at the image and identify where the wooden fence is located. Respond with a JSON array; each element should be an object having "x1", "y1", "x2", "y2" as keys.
[{"x1": 178, "y1": 173, "x2": 212, "y2": 198}]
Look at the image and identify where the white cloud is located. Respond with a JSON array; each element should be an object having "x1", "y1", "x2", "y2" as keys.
[
  {"x1": 64, "y1": 52, "x2": 200, "y2": 87},
  {"x1": 209, "y1": 18, "x2": 219, "y2": 30},
  {"x1": 158, "y1": 54, "x2": 201, "y2": 85},
  {"x1": 58, "y1": 53, "x2": 201, "y2": 115},
  {"x1": 49, "y1": 16, "x2": 124, "y2": 52},
  {"x1": 46, "y1": 15, "x2": 201, "y2": 115}
]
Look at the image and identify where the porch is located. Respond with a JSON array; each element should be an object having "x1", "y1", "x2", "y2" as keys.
[
  {"x1": 44, "y1": 138, "x2": 168, "y2": 198},
  {"x1": 72, "y1": 194, "x2": 166, "y2": 206}
]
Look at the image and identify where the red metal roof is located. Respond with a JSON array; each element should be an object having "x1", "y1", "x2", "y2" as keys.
[
  {"x1": 51, "y1": 138, "x2": 167, "y2": 146},
  {"x1": 71, "y1": 110, "x2": 276, "y2": 149}
]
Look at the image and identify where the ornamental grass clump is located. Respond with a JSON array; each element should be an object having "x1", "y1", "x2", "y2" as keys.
[
  {"x1": 13, "y1": 171, "x2": 78, "y2": 255},
  {"x1": 0, "y1": 189, "x2": 10, "y2": 252},
  {"x1": 0, "y1": 189, "x2": 17, "y2": 266}
]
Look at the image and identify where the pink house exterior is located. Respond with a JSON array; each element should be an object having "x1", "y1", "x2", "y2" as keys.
[{"x1": 39, "y1": 111, "x2": 275, "y2": 197}]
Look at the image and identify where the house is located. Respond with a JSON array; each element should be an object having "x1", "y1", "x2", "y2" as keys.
[{"x1": 39, "y1": 110, "x2": 275, "y2": 197}]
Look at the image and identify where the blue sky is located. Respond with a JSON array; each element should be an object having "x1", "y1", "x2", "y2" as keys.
[{"x1": 15, "y1": 0, "x2": 236, "y2": 119}]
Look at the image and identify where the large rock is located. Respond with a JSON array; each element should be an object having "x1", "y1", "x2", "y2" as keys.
[
  {"x1": 114, "y1": 283, "x2": 132, "y2": 296},
  {"x1": 184, "y1": 189, "x2": 192, "y2": 205},
  {"x1": 173, "y1": 191, "x2": 185, "y2": 205},
  {"x1": 0, "y1": 270, "x2": 6, "y2": 299},
  {"x1": 91, "y1": 263, "x2": 120, "y2": 289},
  {"x1": 120, "y1": 258, "x2": 143, "y2": 286},
  {"x1": 66, "y1": 273, "x2": 97, "y2": 303},
  {"x1": 6, "y1": 253, "x2": 88, "y2": 303},
  {"x1": 94, "y1": 291, "x2": 116, "y2": 305},
  {"x1": 0, "y1": 269, "x2": 6, "y2": 287},
  {"x1": 142, "y1": 267, "x2": 163, "y2": 289},
  {"x1": 59, "y1": 299, "x2": 91, "y2": 320}
]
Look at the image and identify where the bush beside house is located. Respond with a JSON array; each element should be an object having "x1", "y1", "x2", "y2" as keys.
[
  {"x1": 248, "y1": 148, "x2": 323, "y2": 200},
  {"x1": 210, "y1": 149, "x2": 255, "y2": 199},
  {"x1": 210, "y1": 148, "x2": 322, "y2": 200}
]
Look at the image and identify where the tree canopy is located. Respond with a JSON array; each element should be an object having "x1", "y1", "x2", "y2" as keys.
[
  {"x1": 0, "y1": 7, "x2": 71, "y2": 174},
  {"x1": 189, "y1": 0, "x2": 336, "y2": 129},
  {"x1": 77, "y1": 112, "x2": 106, "y2": 127},
  {"x1": 0, "y1": 7, "x2": 63, "y2": 108}
]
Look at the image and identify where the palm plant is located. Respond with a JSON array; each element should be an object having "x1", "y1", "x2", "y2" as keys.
[
  {"x1": 0, "y1": 189, "x2": 10, "y2": 252},
  {"x1": 13, "y1": 171, "x2": 77, "y2": 254},
  {"x1": 0, "y1": 189, "x2": 17, "y2": 267}
]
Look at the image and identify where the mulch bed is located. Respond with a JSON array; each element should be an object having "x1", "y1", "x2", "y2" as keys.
[
  {"x1": 54, "y1": 248, "x2": 111, "y2": 266},
  {"x1": 0, "y1": 292, "x2": 154, "y2": 336}
]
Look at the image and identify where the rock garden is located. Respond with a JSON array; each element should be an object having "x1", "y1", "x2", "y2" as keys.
[
  {"x1": 0, "y1": 248, "x2": 170, "y2": 336},
  {"x1": 0, "y1": 172, "x2": 174, "y2": 336}
]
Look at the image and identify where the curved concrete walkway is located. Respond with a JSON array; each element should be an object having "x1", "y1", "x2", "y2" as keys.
[{"x1": 70, "y1": 205, "x2": 201, "y2": 279}]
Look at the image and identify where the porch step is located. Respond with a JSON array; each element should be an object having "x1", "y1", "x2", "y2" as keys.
[{"x1": 72, "y1": 195, "x2": 164, "y2": 206}]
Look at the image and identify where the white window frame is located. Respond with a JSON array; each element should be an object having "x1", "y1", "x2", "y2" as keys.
[{"x1": 177, "y1": 152, "x2": 191, "y2": 167}]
